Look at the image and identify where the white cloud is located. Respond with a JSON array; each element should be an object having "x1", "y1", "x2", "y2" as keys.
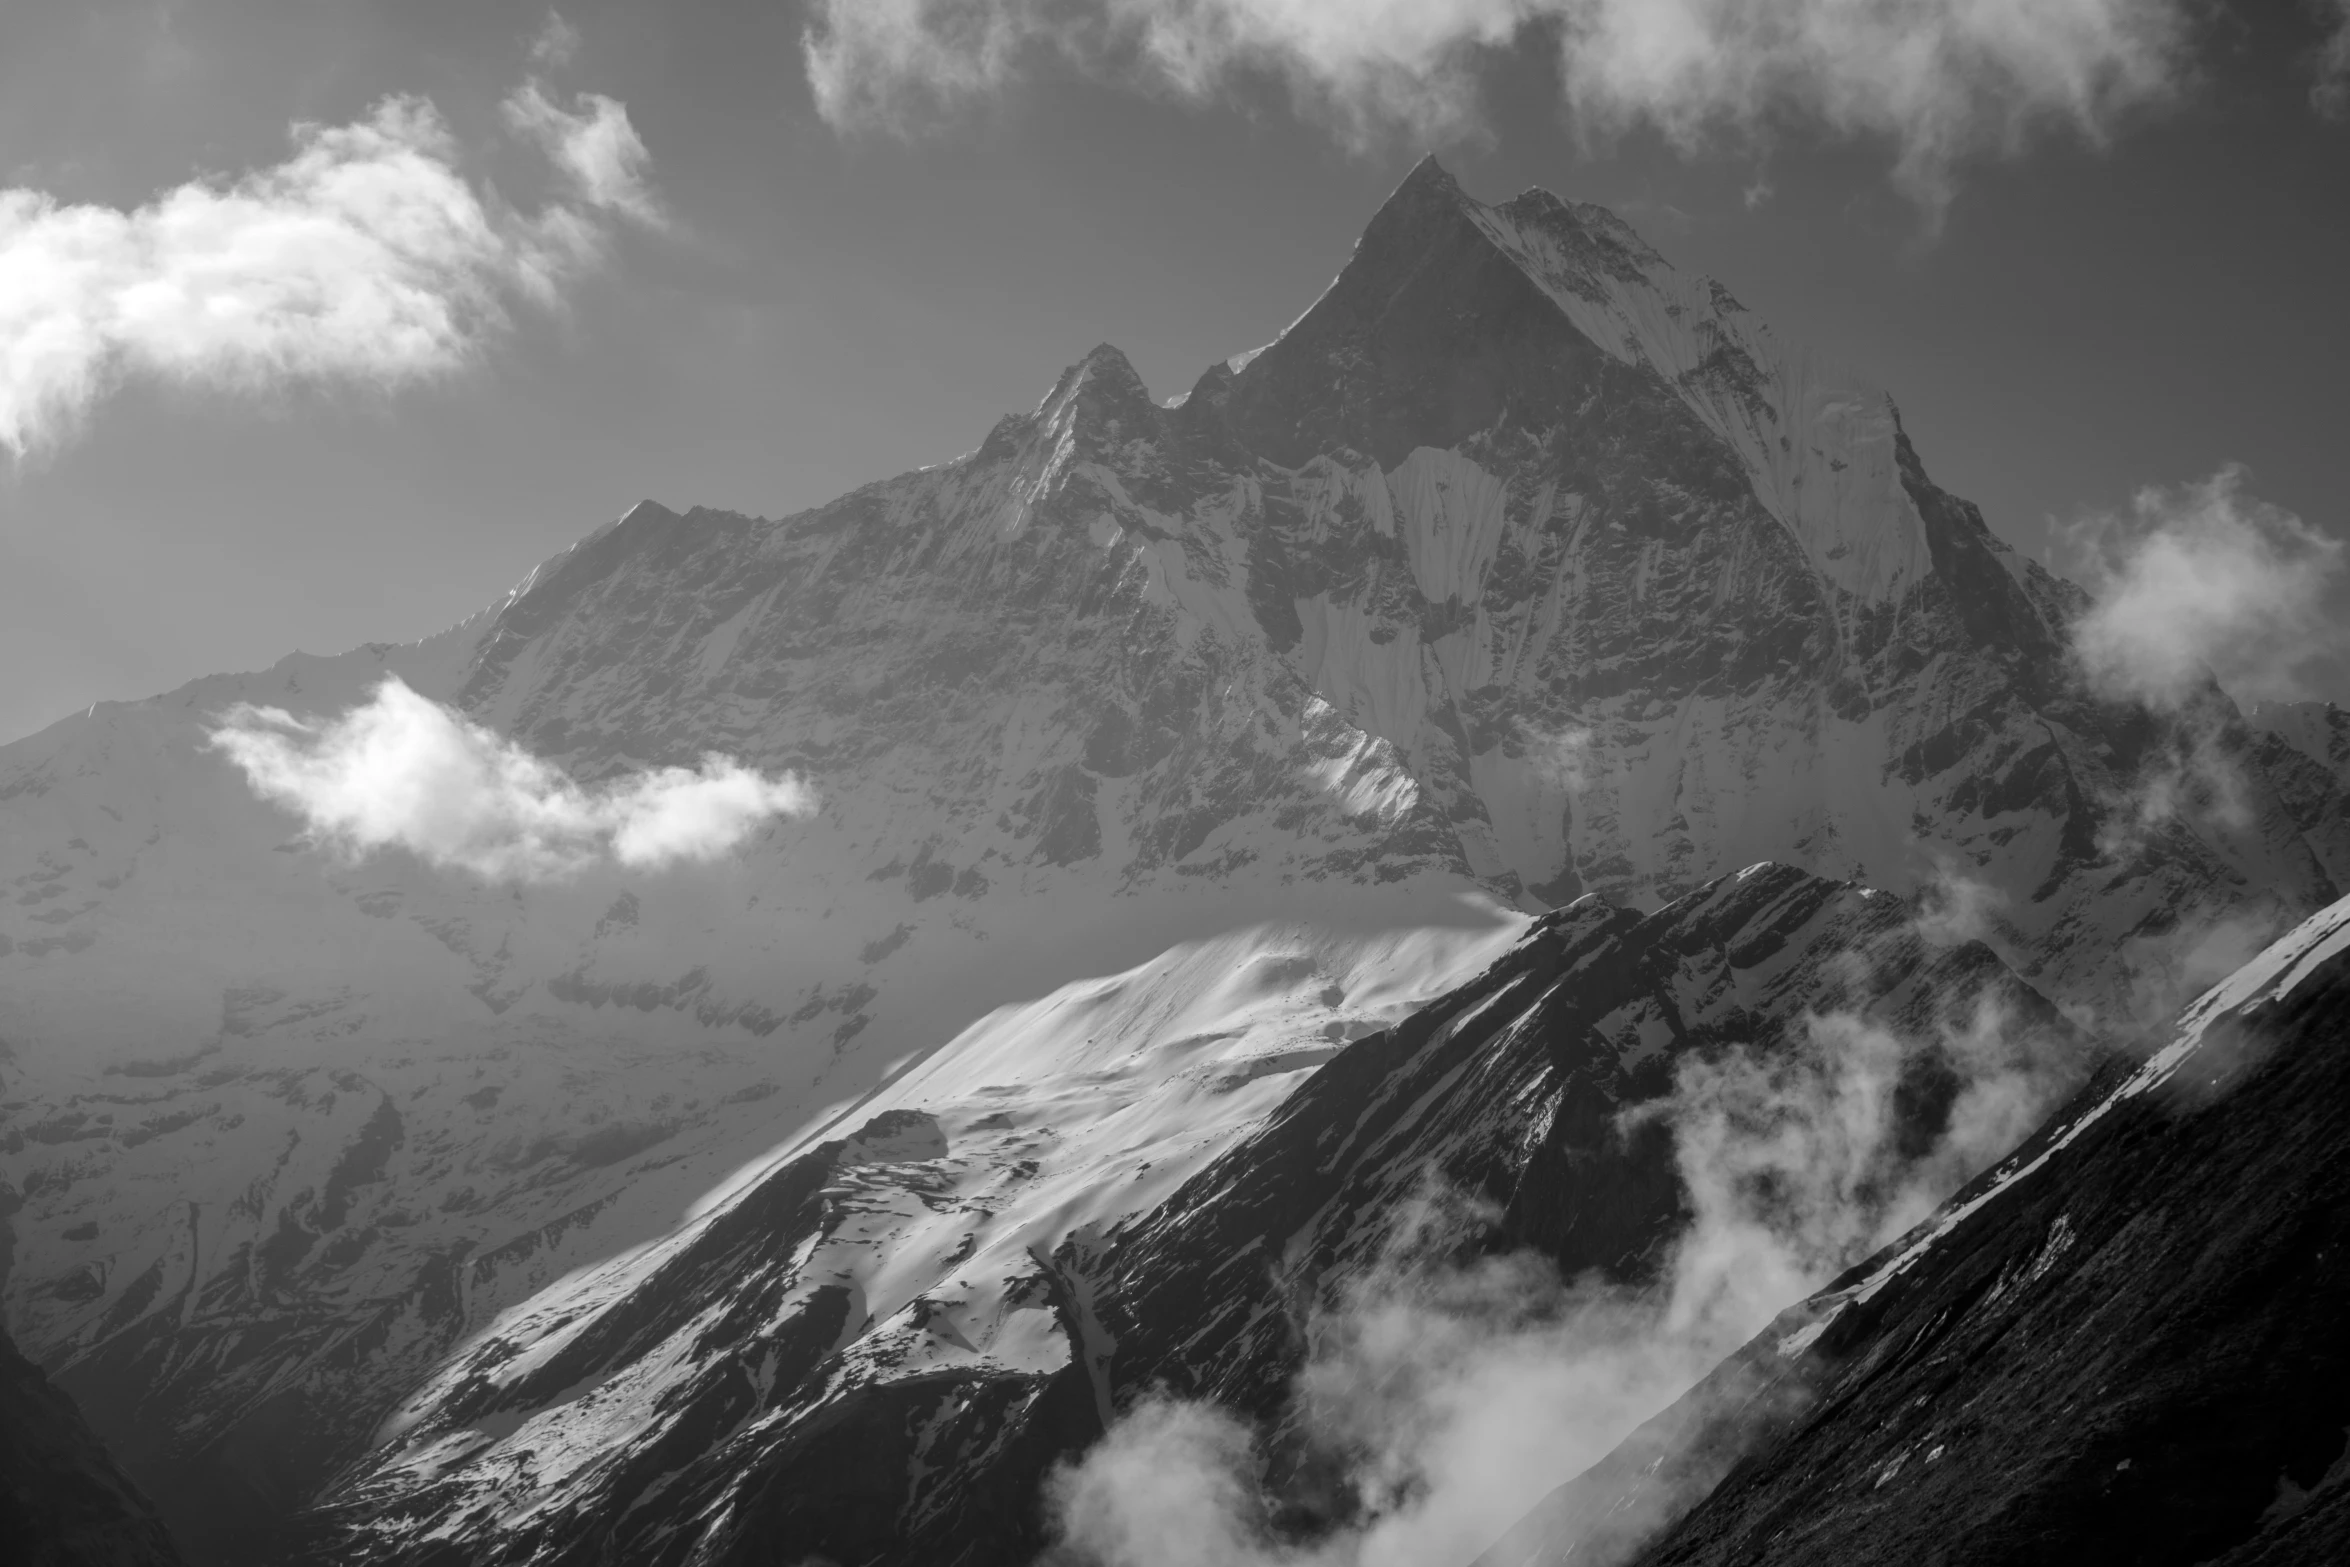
[
  {"x1": 1911, "y1": 854, "x2": 2006, "y2": 947},
  {"x1": 0, "y1": 84, "x2": 659, "y2": 458},
  {"x1": 208, "y1": 677, "x2": 813, "y2": 879},
  {"x1": 1547, "y1": 0, "x2": 2184, "y2": 209},
  {"x1": 803, "y1": 0, "x2": 2191, "y2": 206},
  {"x1": 504, "y1": 82, "x2": 666, "y2": 228},
  {"x1": 2064, "y1": 465, "x2": 2345, "y2": 712},
  {"x1": 1048, "y1": 997, "x2": 2083, "y2": 1567}
]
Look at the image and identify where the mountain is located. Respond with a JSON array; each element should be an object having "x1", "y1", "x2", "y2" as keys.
[
  {"x1": 0, "y1": 157, "x2": 2334, "y2": 1560},
  {"x1": 0, "y1": 1313, "x2": 183, "y2": 1567},
  {"x1": 320, "y1": 862, "x2": 2075, "y2": 1565},
  {"x1": 1481, "y1": 886, "x2": 2350, "y2": 1567},
  {"x1": 2246, "y1": 701, "x2": 2350, "y2": 885}
]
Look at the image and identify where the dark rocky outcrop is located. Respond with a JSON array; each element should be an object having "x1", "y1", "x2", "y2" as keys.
[
  {"x1": 1485, "y1": 898, "x2": 2350, "y2": 1567},
  {"x1": 0, "y1": 1314, "x2": 182, "y2": 1566}
]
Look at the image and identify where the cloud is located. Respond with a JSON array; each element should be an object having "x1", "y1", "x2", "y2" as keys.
[
  {"x1": 803, "y1": 0, "x2": 2191, "y2": 207},
  {"x1": 529, "y1": 9, "x2": 585, "y2": 71},
  {"x1": 1047, "y1": 996, "x2": 2084, "y2": 1567},
  {"x1": 2063, "y1": 465, "x2": 2346, "y2": 712},
  {"x1": 1544, "y1": 0, "x2": 2185, "y2": 210},
  {"x1": 2091, "y1": 725, "x2": 2257, "y2": 872},
  {"x1": 0, "y1": 83, "x2": 659, "y2": 457},
  {"x1": 1911, "y1": 854, "x2": 2006, "y2": 947},
  {"x1": 2317, "y1": 0, "x2": 2350, "y2": 120},
  {"x1": 504, "y1": 81, "x2": 666, "y2": 227},
  {"x1": 1519, "y1": 718, "x2": 1596, "y2": 795},
  {"x1": 208, "y1": 677, "x2": 813, "y2": 879}
]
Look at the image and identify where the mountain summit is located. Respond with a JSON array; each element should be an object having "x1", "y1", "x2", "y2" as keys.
[{"x1": 0, "y1": 160, "x2": 2340, "y2": 1562}]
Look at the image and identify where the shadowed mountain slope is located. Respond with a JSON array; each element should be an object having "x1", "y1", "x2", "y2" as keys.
[
  {"x1": 0, "y1": 1314, "x2": 182, "y2": 1567},
  {"x1": 1483, "y1": 891, "x2": 2350, "y2": 1567}
]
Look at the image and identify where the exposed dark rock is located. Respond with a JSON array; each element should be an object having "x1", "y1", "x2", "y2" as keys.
[
  {"x1": 0, "y1": 1315, "x2": 183, "y2": 1566},
  {"x1": 1485, "y1": 901, "x2": 2350, "y2": 1567}
]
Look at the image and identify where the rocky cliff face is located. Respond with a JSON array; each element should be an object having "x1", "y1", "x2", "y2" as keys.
[
  {"x1": 0, "y1": 157, "x2": 2333, "y2": 1560},
  {"x1": 0, "y1": 1315, "x2": 182, "y2": 1567},
  {"x1": 2246, "y1": 700, "x2": 2350, "y2": 885},
  {"x1": 1481, "y1": 888, "x2": 2350, "y2": 1567}
]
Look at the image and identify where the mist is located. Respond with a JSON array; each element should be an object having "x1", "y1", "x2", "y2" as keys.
[{"x1": 1045, "y1": 984, "x2": 2083, "y2": 1567}]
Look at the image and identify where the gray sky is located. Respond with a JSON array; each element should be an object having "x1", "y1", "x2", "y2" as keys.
[{"x1": 3, "y1": 0, "x2": 2346, "y2": 744}]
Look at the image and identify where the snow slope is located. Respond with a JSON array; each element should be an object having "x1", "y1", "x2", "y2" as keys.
[{"x1": 326, "y1": 864, "x2": 2065, "y2": 1566}]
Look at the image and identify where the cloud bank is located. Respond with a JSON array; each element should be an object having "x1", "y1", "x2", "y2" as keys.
[
  {"x1": 804, "y1": 0, "x2": 2190, "y2": 206},
  {"x1": 1049, "y1": 995, "x2": 2081, "y2": 1567},
  {"x1": 209, "y1": 677, "x2": 813, "y2": 879},
  {"x1": 2064, "y1": 465, "x2": 2345, "y2": 712},
  {"x1": 0, "y1": 77, "x2": 659, "y2": 457}
]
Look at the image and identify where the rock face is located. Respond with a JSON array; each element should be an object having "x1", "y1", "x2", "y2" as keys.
[
  {"x1": 2246, "y1": 700, "x2": 2350, "y2": 885},
  {"x1": 0, "y1": 1315, "x2": 182, "y2": 1567},
  {"x1": 0, "y1": 157, "x2": 2335, "y2": 1559},
  {"x1": 322, "y1": 863, "x2": 2073, "y2": 1565},
  {"x1": 1483, "y1": 891, "x2": 2350, "y2": 1567}
]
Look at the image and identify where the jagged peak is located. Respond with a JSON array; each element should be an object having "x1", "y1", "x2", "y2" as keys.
[
  {"x1": 1393, "y1": 151, "x2": 1465, "y2": 201},
  {"x1": 1357, "y1": 157, "x2": 1670, "y2": 292},
  {"x1": 1353, "y1": 152, "x2": 1479, "y2": 257},
  {"x1": 1183, "y1": 358, "x2": 1236, "y2": 404},
  {"x1": 1029, "y1": 341, "x2": 1161, "y2": 447},
  {"x1": 616, "y1": 498, "x2": 681, "y2": 529},
  {"x1": 1078, "y1": 340, "x2": 1138, "y2": 376},
  {"x1": 972, "y1": 411, "x2": 1032, "y2": 463},
  {"x1": 1034, "y1": 341, "x2": 1152, "y2": 414}
]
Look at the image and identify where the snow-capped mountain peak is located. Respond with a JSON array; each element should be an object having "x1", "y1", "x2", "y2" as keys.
[{"x1": 3, "y1": 157, "x2": 2342, "y2": 1563}]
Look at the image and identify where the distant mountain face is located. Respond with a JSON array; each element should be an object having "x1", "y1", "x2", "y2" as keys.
[
  {"x1": 0, "y1": 157, "x2": 2335, "y2": 1560},
  {"x1": 2246, "y1": 701, "x2": 2350, "y2": 886},
  {"x1": 1481, "y1": 889, "x2": 2350, "y2": 1567}
]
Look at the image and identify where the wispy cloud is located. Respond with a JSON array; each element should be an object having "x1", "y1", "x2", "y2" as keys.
[
  {"x1": 1519, "y1": 717, "x2": 1597, "y2": 795},
  {"x1": 1048, "y1": 993, "x2": 2082, "y2": 1566},
  {"x1": 209, "y1": 677, "x2": 813, "y2": 879},
  {"x1": 2316, "y1": 0, "x2": 2350, "y2": 119},
  {"x1": 804, "y1": 0, "x2": 2192, "y2": 209},
  {"x1": 528, "y1": 9, "x2": 585, "y2": 72},
  {"x1": 0, "y1": 75, "x2": 660, "y2": 458},
  {"x1": 1911, "y1": 853, "x2": 2008, "y2": 948},
  {"x1": 503, "y1": 81, "x2": 666, "y2": 228},
  {"x1": 2063, "y1": 465, "x2": 2345, "y2": 713},
  {"x1": 2051, "y1": 467, "x2": 2340, "y2": 941}
]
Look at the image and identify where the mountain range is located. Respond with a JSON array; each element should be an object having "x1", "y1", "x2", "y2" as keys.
[{"x1": 3, "y1": 157, "x2": 2346, "y2": 1566}]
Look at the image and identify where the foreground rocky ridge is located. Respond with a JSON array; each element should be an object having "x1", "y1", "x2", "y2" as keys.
[
  {"x1": 0, "y1": 1314, "x2": 182, "y2": 1567},
  {"x1": 0, "y1": 157, "x2": 2336, "y2": 1558},
  {"x1": 320, "y1": 863, "x2": 2076, "y2": 1565},
  {"x1": 1484, "y1": 891, "x2": 2350, "y2": 1567}
]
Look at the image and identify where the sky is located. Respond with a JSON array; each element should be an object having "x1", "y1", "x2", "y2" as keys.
[{"x1": 1, "y1": 0, "x2": 2346, "y2": 745}]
